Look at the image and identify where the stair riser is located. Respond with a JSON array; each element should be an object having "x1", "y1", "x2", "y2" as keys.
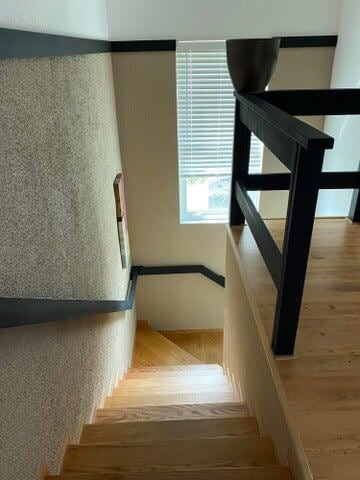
[
  {"x1": 94, "y1": 403, "x2": 249, "y2": 424},
  {"x1": 125, "y1": 365, "x2": 223, "y2": 376},
  {"x1": 112, "y1": 386, "x2": 234, "y2": 396},
  {"x1": 81, "y1": 418, "x2": 259, "y2": 444},
  {"x1": 62, "y1": 438, "x2": 276, "y2": 474},
  {"x1": 119, "y1": 377, "x2": 230, "y2": 387},
  {"x1": 104, "y1": 392, "x2": 239, "y2": 408},
  {"x1": 47, "y1": 465, "x2": 291, "y2": 480}
]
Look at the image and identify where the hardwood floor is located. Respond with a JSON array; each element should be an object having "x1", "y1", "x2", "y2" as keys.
[
  {"x1": 233, "y1": 218, "x2": 360, "y2": 480},
  {"x1": 47, "y1": 324, "x2": 290, "y2": 480},
  {"x1": 160, "y1": 329, "x2": 223, "y2": 365},
  {"x1": 132, "y1": 322, "x2": 202, "y2": 367}
]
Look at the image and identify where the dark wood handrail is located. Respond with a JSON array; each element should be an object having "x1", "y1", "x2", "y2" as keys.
[
  {"x1": 255, "y1": 88, "x2": 360, "y2": 116},
  {"x1": 235, "y1": 92, "x2": 334, "y2": 151}
]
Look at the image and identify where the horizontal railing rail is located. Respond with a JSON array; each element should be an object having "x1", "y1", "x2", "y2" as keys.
[
  {"x1": 0, "y1": 264, "x2": 224, "y2": 329},
  {"x1": 244, "y1": 171, "x2": 360, "y2": 191},
  {"x1": 235, "y1": 181, "x2": 282, "y2": 288},
  {"x1": 230, "y1": 88, "x2": 360, "y2": 355},
  {"x1": 255, "y1": 88, "x2": 360, "y2": 116}
]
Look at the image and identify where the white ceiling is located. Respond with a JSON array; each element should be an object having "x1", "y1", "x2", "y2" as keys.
[
  {"x1": 0, "y1": 0, "x2": 109, "y2": 39},
  {"x1": 105, "y1": 0, "x2": 342, "y2": 41},
  {"x1": 0, "y1": 0, "x2": 342, "y2": 41}
]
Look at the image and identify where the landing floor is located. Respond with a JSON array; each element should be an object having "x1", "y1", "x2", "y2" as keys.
[
  {"x1": 233, "y1": 218, "x2": 360, "y2": 480},
  {"x1": 160, "y1": 330, "x2": 223, "y2": 365}
]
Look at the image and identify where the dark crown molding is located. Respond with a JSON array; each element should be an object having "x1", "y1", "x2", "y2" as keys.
[
  {"x1": 111, "y1": 40, "x2": 176, "y2": 52},
  {"x1": 279, "y1": 35, "x2": 337, "y2": 48},
  {"x1": 0, "y1": 27, "x2": 112, "y2": 59},
  {"x1": 0, "y1": 28, "x2": 337, "y2": 60}
]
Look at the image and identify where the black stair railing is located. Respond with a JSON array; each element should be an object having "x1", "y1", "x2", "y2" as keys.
[{"x1": 230, "y1": 88, "x2": 360, "y2": 356}]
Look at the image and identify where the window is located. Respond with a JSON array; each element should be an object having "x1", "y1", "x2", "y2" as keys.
[{"x1": 176, "y1": 41, "x2": 264, "y2": 223}]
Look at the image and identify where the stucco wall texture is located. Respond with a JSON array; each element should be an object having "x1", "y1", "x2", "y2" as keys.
[
  {"x1": 0, "y1": 53, "x2": 126, "y2": 300},
  {"x1": 0, "y1": 53, "x2": 136, "y2": 480},
  {"x1": 0, "y1": 310, "x2": 135, "y2": 480},
  {"x1": 112, "y1": 51, "x2": 226, "y2": 330}
]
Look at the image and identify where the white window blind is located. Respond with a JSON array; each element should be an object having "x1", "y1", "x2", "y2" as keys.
[{"x1": 176, "y1": 40, "x2": 263, "y2": 223}]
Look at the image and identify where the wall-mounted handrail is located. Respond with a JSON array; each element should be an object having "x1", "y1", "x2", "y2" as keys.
[
  {"x1": 134, "y1": 264, "x2": 225, "y2": 288},
  {"x1": 230, "y1": 88, "x2": 360, "y2": 356},
  {"x1": 0, "y1": 264, "x2": 224, "y2": 329}
]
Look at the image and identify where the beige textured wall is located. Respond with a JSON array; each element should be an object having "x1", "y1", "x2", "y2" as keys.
[
  {"x1": 111, "y1": 47, "x2": 334, "y2": 330},
  {"x1": 224, "y1": 230, "x2": 311, "y2": 479},
  {"x1": 112, "y1": 51, "x2": 226, "y2": 330},
  {"x1": 259, "y1": 47, "x2": 335, "y2": 218},
  {"x1": 0, "y1": 53, "x2": 136, "y2": 480},
  {"x1": 0, "y1": 53, "x2": 127, "y2": 299},
  {"x1": 0, "y1": 310, "x2": 135, "y2": 480}
]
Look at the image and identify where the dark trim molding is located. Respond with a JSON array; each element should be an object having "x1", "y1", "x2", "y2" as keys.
[
  {"x1": 0, "y1": 27, "x2": 111, "y2": 59},
  {"x1": 111, "y1": 40, "x2": 176, "y2": 52},
  {"x1": 280, "y1": 35, "x2": 337, "y2": 48},
  {"x1": 0, "y1": 27, "x2": 337, "y2": 60},
  {"x1": 0, "y1": 264, "x2": 224, "y2": 329}
]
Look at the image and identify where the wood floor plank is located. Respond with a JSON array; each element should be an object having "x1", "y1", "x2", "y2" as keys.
[
  {"x1": 62, "y1": 437, "x2": 276, "y2": 474},
  {"x1": 131, "y1": 341, "x2": 168, "y2": 367},
  {"x1": 134, "y1": 329, "x2": 202, "y2": 366},
  {"x1": 95, "y1": 403, "x2": 250, "y2": 424},
  {"x1": 284, "y1": 376, "x2": 360, "y2": 411},
  {"x1": 160, "y1": 330, "x2": 223, "y2": 366},
  {"x1": 81, "y1": 417, "x2": 259, "y2": 444},
  {"x1": 279, "y1": 353, "x2": 360, "y2": 379}
]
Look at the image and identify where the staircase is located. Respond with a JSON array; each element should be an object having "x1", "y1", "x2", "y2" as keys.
[{"x1": 46, "y1": 321, "x2": 290, "y2": 480}]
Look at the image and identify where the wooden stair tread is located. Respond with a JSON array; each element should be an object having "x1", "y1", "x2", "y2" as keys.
[
  {"x1": 95, "y1": 402, "x2": 250, "y2": 423},
  {"x1": 136, "y1": 320, "x2": 150, "y2": 330},
  {"x1": 62, "y1": 437, "x2": 276, "y2": 474},
  {"x1": 132, "y1": 342, "x2": 169, "y2": 368},
  {"x1": 134, "y1": 328, "x2": 203, "y2": 366},
  {"x1": 112, "y1": 383, "x2": 234, "y2": 396},
  {"x1": 50, "y1": 330, "x2": 288, "y2": 480},
  {"x1": 120, "y1": 375, "x2": 229, "y2": 387},
  {"x1": 81, "y1": 417, "x2": 259, "y2": 444},
  {"x1": 104, "y1": 390, "x2": 239, "y2": 407},
  {"x1": 46, "y1": 465, "x2": 291, "y2": 480}
]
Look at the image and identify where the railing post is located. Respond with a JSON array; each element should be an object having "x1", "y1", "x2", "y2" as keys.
[
  {"x1": 349, "y1": 161, "x2": 360, "y2": 222},
  {"x1": 271, "y1": 146, "x2": 325, "y2": 356},
  {"x1": 230, "y1": 98, "x2": 252, "y2": 226}
]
